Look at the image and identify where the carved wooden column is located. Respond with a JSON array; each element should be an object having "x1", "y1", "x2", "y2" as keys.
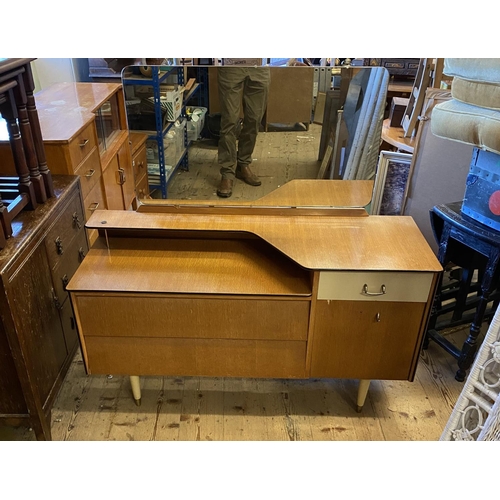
[{"x1": 22, "y1": 62, "x2": 54, "y2": 198}]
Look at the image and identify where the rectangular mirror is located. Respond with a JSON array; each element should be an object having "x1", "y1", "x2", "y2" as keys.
[{"x1": 121, "y1": 64, "x2": 390, "y2": 209}]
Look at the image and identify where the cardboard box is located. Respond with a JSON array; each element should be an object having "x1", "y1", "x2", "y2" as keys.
[
  {"x1": 389, "y1": 97, "x2": 409, "y2": 128},
  {"x1": 222, "y1": 58, "x2": 266, "y2": 66}
]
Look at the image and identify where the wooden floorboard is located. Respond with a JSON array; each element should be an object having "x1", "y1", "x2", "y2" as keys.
[{"x1": 1, "y1": 123, "x2": 474, "y2": 441}]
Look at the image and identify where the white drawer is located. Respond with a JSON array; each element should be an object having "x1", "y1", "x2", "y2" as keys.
[{"x1": 317, "y1": 271, "x2": 434, "y2": 303}]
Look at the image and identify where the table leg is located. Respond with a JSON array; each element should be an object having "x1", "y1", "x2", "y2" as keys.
[
  {"x1": 129, "y1": 376, "x2": 141, "y2": 406},
  {"x1": 356, "y1": 379, "x2": 371, "y2": 412}
]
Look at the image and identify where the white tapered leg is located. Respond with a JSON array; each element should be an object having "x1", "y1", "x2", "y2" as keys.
[
  {"x1": 130, "y1": 376, "x2": 141, "y2": 406},
  {"x1": 356, "y1": 379, "x2": 371, "y2": 412}
]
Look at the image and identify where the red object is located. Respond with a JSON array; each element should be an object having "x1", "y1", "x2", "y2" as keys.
[{"x1": 488, "y1": 190, "x2": 500, "y2": 215}]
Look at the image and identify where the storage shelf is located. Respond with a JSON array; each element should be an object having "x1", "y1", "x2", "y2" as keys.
[{"x1": 122, "y1": 67, "x2": 175, "y2": 86}]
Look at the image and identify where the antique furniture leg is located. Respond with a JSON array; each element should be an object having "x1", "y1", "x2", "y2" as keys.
[
  {"x1": 130, "y1": 376, "x2": 141, "y2": 406},
  {"x1": 22, "y1": 63, "x2": 54, "y2": 198},
  {"x1": 356, "y1": 379, "x2": 371, "y2": 412},
  {"x1": 12, "y1": 71, "x2": 46, "y2": 203},
  {"x1": 456, "y1": 248, "x2": 500, "y2": 381}
]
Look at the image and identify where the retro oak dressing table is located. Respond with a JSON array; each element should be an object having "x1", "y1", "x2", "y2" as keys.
[{"x1": 67, "y1": 179, "x2": 442, "y2": 412}]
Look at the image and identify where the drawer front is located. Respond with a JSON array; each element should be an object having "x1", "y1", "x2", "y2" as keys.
[
  {"x1": 132, "y1": 143, "x2": 147, "y2": 182},
  {"x1": 317, "y1": 271, "x2": 434, "y2": 303},
  {"x1": 83, "y1": 179, "x2": 107, "y2": 222},
  {"x1": 135, "y1": 171, "x2": 149, "y2": 199},
  {"x1": 45, "y1": 194, "x2": 85, "y2": 270},
  {"x1": 52, "y1": 230, "x2": 88, "y2": 307},
  {"x1": 84, "y1": 336, "x2": 307, "y2": 379},
  {"x1": 68, "y1": 121, "x2": 98, "y2": 167},
  {"x1": 73, "y1": 294, "x2": 310, "y2": 341},
  {"x1": 74, "y1": 147, "x2": 102, "y2": 202}
]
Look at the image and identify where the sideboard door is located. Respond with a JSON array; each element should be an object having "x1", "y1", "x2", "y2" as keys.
[{"x1": 310, "y1": 300, "x2": 427, "y2": 380}]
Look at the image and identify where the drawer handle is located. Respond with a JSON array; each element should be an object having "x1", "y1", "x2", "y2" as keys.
[
  {"x1": 72, "y1": 211, "x2": 82, "y2": 229},
  {"x1": 51, "y1": 288, "x2": 62, "y2": 310},
  {"x1": 85, "y1": 169, "x2": 96, "y2": 178},
  {"x1": 55, "y1": 236, "x2": 63, "y2": 255},
  {"x1": 62, "y1": 274, "x2": 69, "y2": 290},
  {"x1": 139, "y1": 161, "x2": 144, "y2": 169},
  {"x1": 79, "y1": 139, "x2": 89, "y2": 148},
  {"x1": 362, "y1": 284, "x2": 386, "y2": 296},
  {"x1": 89, "y1": 202, "x2": 100, "y2": 212},
  {"x1": 79, "y1": 247, "x2": 86, "y2": 260},
  {"x1": 376, "y1": 312, "x2": 381, "y2": 322},
  {"x1": 118, "y1": 167, "x2": 126, "y2": 185}
]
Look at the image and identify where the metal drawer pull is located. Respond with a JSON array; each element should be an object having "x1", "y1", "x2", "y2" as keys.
[
  {"x1": 79, "y1": 247, "x2": 86, "y2": 260},
  {"x1": 362, "y1": 284, "x2": 386, "y2": 296},
  {"x1": 89, "y1": 202, "x2": 99, "y2": 212},
  {"x1": 118, "y1": 167, "x2": 126, "y2": 185},
  {"x1": 85, "y1": 169, "x2": 96, "y2": 178},
  {"x1": 79, "y1": 139, "x2": 89, "y2": 147},
  {"x1": 55, "y1": 236, "x2": 63, "y2": 255},
  {"x1": 61, "y1": 274, "x2": 69, "y2": 289},
  {"x1": 72, "y1": 212, "x2": 82, "y2": 229},
  {"x1": 376, "y1": 312, "x2": 381, "y2": 322}
]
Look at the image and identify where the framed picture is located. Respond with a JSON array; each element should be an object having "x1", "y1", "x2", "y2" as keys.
[{"x1": 372, "y1": 151, "x2": 413, "y2": 215}]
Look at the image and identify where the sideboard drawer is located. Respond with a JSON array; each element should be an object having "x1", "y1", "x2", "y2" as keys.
[
  {"x1": 74, "y1": 147, "x2": 102, "y2": 202},
  {"x1": 317, "y1": 271, "x2": 434, "y2": 302},
  {"x1": 68, "y1": 121, "x2": 97, "y2": 167},
  {"x1": 72, "y1": 294, "x2": 310, "y2": 341},
  {"x1": 45, "y1": 194, "x2": 85, "y2": 270}
]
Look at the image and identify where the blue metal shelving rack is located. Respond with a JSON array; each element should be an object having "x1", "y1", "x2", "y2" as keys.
[{"x1": 122, "y1": 66, "x2": 201, "y2": 198}]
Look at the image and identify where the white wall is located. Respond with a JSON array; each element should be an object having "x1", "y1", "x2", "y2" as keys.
[{"x1": 31, "y1": 58, "x2": 76, "y2": 92}]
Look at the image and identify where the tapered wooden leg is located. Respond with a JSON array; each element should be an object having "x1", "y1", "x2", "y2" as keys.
[
  {"x1": 356, "y1": 379, "x2": 371, "y2": 412},
  {"x1": 130, "y1": 376, "x2": 141, "y2": 406}
]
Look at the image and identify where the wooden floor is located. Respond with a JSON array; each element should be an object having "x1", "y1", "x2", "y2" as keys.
[{"x1": 0, "y1": 124, "x2": 474, "y2": 441}]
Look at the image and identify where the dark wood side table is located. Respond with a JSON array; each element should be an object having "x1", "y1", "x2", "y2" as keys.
[{"x1": 426, "y1": 201, "x2": 500, "y2": 381}]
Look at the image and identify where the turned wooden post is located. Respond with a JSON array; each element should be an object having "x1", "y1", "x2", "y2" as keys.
[
  {"x1": 0, "y1": 82, "x2": 37, "y2": 217},
  {"x1": 12, "y1": 69, "x2": 46, "y2": 203},
  {"x1": 22, "y1": 63, "x2": 54, "y2": 198}
]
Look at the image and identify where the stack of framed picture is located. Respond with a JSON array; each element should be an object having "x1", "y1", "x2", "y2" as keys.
[{"x1": 372, "y1": 151, "x2": 413, "y2": 215}]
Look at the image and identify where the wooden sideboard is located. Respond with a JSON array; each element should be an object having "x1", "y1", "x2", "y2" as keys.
[
  {"x1": 0, "y1": 176, "x2": 88, "y2": 440},
  {"x1": 0, "y1": 82, "x2": 138, "y2": 245},
  {"x1": 67, "y1": 181, "x2": 442, "y2": 412}
]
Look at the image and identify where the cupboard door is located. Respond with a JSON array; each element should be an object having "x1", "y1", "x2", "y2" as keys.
[
  {"x1": 117, "y1": 139, "x2": 135, "y2": 210},
  {"x1": 102, "y1": 154, "x2": 125, "y2": 210},
  {"x1": 310, "y1": 300, "x2": 426, "y2": 380},
  {"x1": 8, "y1": 243, "x2": 67, "y2": 406}
]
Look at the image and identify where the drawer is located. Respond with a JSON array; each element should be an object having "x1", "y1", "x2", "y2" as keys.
[
  {"x1": 83, "y1": 179, "x2": 107, "y2": 222},
  {"x1": 84, "y1": 336, "x2": 307, "y2": 378},
  {"x1": 51, "y1": 230, "x2": 88, "y2": 308},
  {"x1": 68, "y1": 121, "x2": 97, "y2": 167},
  {"x1": 317, "y1": 271, "x2": 434, "y2": 302},
  {"x1": 74, "y1": 147, "x2": 102, "y2": 202},
  {"x1": 45, "y1": 194, "x2": 85, "y2": 270},
  {"x1": 132, "y1": 143, "x2": 147, "y2": 181},
  {"x1": 72, "y1": 295, "x2": 310, "y2": 341},
  {"x1": 135, "y1": 171, "x2": 149, "y2": 199}
]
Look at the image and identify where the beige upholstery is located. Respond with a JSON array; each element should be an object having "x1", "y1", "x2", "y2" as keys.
[
  {"x1": 431, "y1": 99, "x2": 500, "y2": 155},
  {"x1": 432, "y1": 59, "x2": 500, "y2": 154}
]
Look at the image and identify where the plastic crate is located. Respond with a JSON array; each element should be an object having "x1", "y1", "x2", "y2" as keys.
[
  {"x1": 462, "y1": 148, "x2": 500, "y2": 231},
  {"x1": 187, "y1": 107, "x2": 207, "y2": 142}
]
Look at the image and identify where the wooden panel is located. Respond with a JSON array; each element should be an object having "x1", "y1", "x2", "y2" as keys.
[
  {"x1": 135, "y1": 172, "x2": 149, "y2": 200},
  {"x1": 67, "y1": 121, "x2": 98, "y2": 168},
  {"x1": 67, "y1": 237, "x2": 312, "y2": 296},
  {"x1": 83, "y1": 178, "x2": 107, "y2": 221},
  {"x1": 266, "y1": 67, "x2": 314, "y2": 125},
  {"x1": 310, "y1": 300, "x2": 427, "y2": 380},
  {"x1": 317, "y1": 271, "x2": 434, "y2": 302},
  {"x1": 44, "y1": 193, "x2": 85, "y2": 270},
  {"x1": 73, "y1": 294, "x2": 310, "y2": 341},
  {"x1": 117, "y1": 137, "x2": 135, "y2": 209},
  {"x1": 59, "y1": 298, "x2": 79, "y2": 356},
  {"x1": 84, "y1": 336, "x2": 307, "y2": 378},
  {"x1": 73, "y1": 147, "x2": 102, "y2": 202},
  {"x1": 132, "y1": 142, "x2": 147, "y2": 184}
]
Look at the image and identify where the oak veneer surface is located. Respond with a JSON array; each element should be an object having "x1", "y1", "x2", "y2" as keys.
[
  {"x1": 67, "y1": 237, "x2": 312, "y2": 296},
  {"x1": 83, "y1": 209, "x2": 442, "y2": 272},
  {"x1": 34, "y1": 82, "x2": 122, "y2": 142}
]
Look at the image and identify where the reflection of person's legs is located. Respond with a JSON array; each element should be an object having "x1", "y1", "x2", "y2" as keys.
[
  {"x1": 236, "y1": 68, "x2": 270, "y2": 186},
  {"x1": 217, "y1": 68, "x2": 245, "y2": 197}
]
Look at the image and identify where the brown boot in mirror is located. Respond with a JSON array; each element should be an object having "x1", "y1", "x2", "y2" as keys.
[
  {"x1": 236, "y1": 165, "x2": 261, "y2": 186},
  {"x1": 216, "y1": 177, "x2": 233, "y2": 198}
]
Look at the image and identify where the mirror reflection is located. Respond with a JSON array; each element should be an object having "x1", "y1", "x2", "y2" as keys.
[{"x1": 121, "y1": 64, "x2": 390, "y2": 207}]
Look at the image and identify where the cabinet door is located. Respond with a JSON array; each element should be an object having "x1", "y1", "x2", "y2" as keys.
[
  {"x1": 310, "y1": 300, "x2": 426, "y2": 380},
  {"x1": 7, "y1": 243, "x2": 68, "y2": 406},
  {"x1": 102, "y1": 140, "x2": 135, "y2": 210}
]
